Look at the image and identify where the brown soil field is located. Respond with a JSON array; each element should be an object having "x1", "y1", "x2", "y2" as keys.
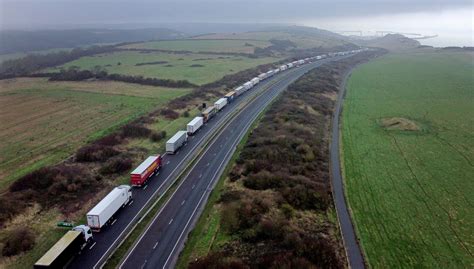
[{"x1": 0, "y1": 78, "x2": 190, "y2": 189}]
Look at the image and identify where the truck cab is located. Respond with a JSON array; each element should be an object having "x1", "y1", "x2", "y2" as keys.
[{"x1": 73, "y1": 225, "x2": 93, "y2": 244}]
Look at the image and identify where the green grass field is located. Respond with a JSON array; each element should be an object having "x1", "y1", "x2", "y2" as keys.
[
  {"x1": 120, "y1": 39, "x2": 271, "y2": 53},
  {"x1": 49, "y1": 51, "x2": 280, "y2": 85},
  {"x1": 0, "y1": 78, "x2": 190, "y2": 190},
  {"x1": 342, "y1": 51, "x2": 474, "y2": 268}
]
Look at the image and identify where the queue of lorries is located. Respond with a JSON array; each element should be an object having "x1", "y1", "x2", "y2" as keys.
[{"x1": 33, "y1": 48, "x2": 365, "y2": 269}]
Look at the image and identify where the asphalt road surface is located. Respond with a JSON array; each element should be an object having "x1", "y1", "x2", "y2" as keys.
[
  {"x1": 68, "y1": 56, "x2": 346, "y2": 269},
  {"x1": 119, "y1": 55, "x2": 354, "y2": 269},
  {"x1": 330, "y1": 69, "x2": 366, "y2": 269}
]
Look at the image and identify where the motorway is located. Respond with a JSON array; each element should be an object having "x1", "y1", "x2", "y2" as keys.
[
  {"x1": 119, "y1": 56, "x2": 353, "y2": 269},
  {"x1": 330, "y1": 68, "x2": 366, "y2": 268},
  {"x1": 68, "y1": 56, "x2": 346, "y2": 269}
]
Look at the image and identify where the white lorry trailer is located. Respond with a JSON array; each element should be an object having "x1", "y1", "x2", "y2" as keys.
[
  {"x1": 250, "y1": 77, "x2": 260, "y2": 86},
  {"x1": 214, "y1": 98, "x2": 228, "y2": 111},
  {"x1": 166, "y1": 131, "x2": 187, "y2": 154},
  {"x1": 234, "y1": 86, "x2": 246, "y2": 96},
  {"x1": 243, "y1": 81, "x2": 253, "y2": 90},
  {"x1": 86, "y1": 185, "x2": 132, "y2": 232},
  {"x1": 187, "y1": 117, "x2": 204, "y2": 135}
]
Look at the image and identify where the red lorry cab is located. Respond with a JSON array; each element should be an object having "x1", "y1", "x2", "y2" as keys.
[{"x1": 130, "y1": 155, "x2": 162, "y2": 187}]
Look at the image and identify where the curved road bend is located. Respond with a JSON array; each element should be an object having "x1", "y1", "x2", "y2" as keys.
[
  {"x1": 330, "y1": 70, "x2": 366, "y2": 269},
  {"x1": 68, "y1": 61, "x2": 310, "y2": 269},
  {"x1": 120, "y1": 55, "x2": 354, "y2": 269}
]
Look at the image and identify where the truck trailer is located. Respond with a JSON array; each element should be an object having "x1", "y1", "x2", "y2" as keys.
[
  {"x1": 86, "y1": 185, "x2": 132, "y2": 231},
  {"x1": 166, "y1": 131, "x2": 187, "y2": 154},
  {"x1": 34, "y1": 225, "x2": 93, "y2": 269},
  {"x1": 234, "y1": 86, "x2": 245, "y2": 96},
  {"x1": 243, "y1": 81, "x2": 253, "y2": 90},
  {"x1": 224, "y1": 91, "x2": 236, "y2": 103},
  {"x1": 201, "y1": 106, "x2": 216, "y2": 122},
  {"x1": 130, "y1": 155, "x2": 162, "y2": 186},
  {"x1": 214, "y1": 98, "x2": 228, "y2": 111},
  {"x1": 258, "y1": 73, "x2": 267, "y2": 80},
  {"x1": 187, "y1": 116, "x2": 204, "y2": 135},
  {"x1": 279, "y1": 65, "x2": 288, "y2": 71},
  {"x1": 250, "y1": 77, "x2": 260, "y2": 86}
]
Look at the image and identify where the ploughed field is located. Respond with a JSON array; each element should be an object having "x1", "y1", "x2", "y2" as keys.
[
  {"x1": 342, "y1": 52, "x2": 474, "y2": 268},
  {"x1": 47, "y1": 51, "x2": 281, "y2": 85},
  {"x1": 0, "y1": 78, "x2": 190, "y2": 189}
]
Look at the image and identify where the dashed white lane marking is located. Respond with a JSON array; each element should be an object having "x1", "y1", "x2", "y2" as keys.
[
  {"x1": 141, "y1": 260, "x2": 147, "y2": 269},
  {"x1": 181, "y1": 200, "x2": 186, "y2": 206},
  {"x1": 153, "y1": 242, "x2": 159, "y2": 249},
  {"x1": 128, "y1": 200, "x2": 134, "y2": 206},
  {"x1": 192, "y1": 184, "x2": 195, "y2": 189},
  {"x1": 207, "y1": 163, "x2": 210, "y2": 166},
  {"x1": 143, "y1": 185, "x2": 148, "y2": 190},
  {"x1": 89, "y1": 242, "x2": 96, "y2": 250},
  {"x1": 111, "y1": 219, "x2": 117, "y2": 226},
  {"x1": 199, "y1": 174, "x2": 202, "y2": 178},
  {"x1": 166, "y1": 161, "x2": 170, "y2": 165},
  {"x1": 169, "y1": 219, "x2": 174, "y2": 225}
]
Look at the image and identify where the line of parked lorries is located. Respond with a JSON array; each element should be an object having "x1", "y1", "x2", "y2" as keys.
[{"x1": 33, "y1": 48, "x2": 365, "y2": 269}]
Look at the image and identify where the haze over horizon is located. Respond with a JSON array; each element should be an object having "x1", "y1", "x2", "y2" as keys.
[{"x1": 0, "y1": 0, "x2": 472, "y2": 47}]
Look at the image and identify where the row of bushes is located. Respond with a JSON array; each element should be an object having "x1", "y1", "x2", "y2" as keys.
[
  {"x1": 189, "y1": 50, "x2": 382, "y2": 269},
  {"x1": 48, "y1": 66, "x2": 197, "y2": 88}
]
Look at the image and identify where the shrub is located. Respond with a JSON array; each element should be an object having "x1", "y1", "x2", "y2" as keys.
[
  {"x1": 150, "y1": 131, "x2": 166, "y2": 142},
  {"x1": 76, "y1": 144, "x2": 119, "y2": 162},
  {"x1": 99, "y1": 157, "x2": 133, "y2": 175},
  {"x1": 94, "y1": 134, "x2": 122, "y2": 146},
  {"x1": 182, "y1": 110, "x2": 190, "y2": 117},
  {"x1": 2, "y1": 227, "x2": 35, "y2": 257},
  {"x1": 121, "y1": 123, "x2": 152, "y2": 138},
  {"x1": 160, "y1": 108, "x2": 179, "y2": 119}
]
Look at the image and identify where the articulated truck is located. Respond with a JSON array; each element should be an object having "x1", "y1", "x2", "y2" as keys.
[
  {"x1": 34, "y1": 225, "x2": 92, "y2": 269},
  {"x1": 87, "y1": 185, "x2": 132, "y2": 232}
]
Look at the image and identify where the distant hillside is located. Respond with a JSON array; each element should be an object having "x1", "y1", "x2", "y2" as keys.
[
  {"x1": 356, "y1": 34, "x2": 420, "y2": 51},
  {"x1": 0, "y1": 28, "x2": 185, "y2": 54},
  {"x1": 193, "y1": 25, "x2": 355, "y2": 49}
]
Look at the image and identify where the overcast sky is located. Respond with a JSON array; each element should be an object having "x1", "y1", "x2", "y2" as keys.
[{"x1": 0, "y1": 0, "x2": 472, "y2": 46}]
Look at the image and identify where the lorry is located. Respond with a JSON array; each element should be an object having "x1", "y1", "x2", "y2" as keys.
[
  {"x1": 187, "y1": 116, "x2": 204, "y2": 135},
  {"x1": 287, "y1": 63, "x2": 294, "y2": 69},
  {"x1": 250, "y1": 77, "x2": 260, "y2": 86},
  {"x1": 87, "y1": 185, "x2": 132, "y2": 231},
  {"x1": 243, "y1": 81, "x2": 253, "y2": 90},
  {"x1": 214, "y1": 98, "x2": 228, "y2": 111},
  {"x1": 224, "y1": 91, "x2": 236, "y2": 103},
  {"x1": 201, "y1": 106, "x2": 216, "y2": 122},
  {"x1": 166, "y1": 131, "x2": 187, "y2": 154},
  {"x1": 34, "y1": 225, "x2": 93, "y2": 269},
  {"x1": 297, "y1": 59, "x2": 305, "y2": 65},
  {"x1": 234, "y1": 86, "x2": 245, "y2": 96},
  {"x1": 265, "y1": 70, "x2": 274, "y2": 78},
  {"x1": 130, "y1": 155, "x2": 162, "y2": 187}
]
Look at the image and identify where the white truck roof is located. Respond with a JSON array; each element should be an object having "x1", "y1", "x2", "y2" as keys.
[
  {"x1": 215, "y1": 98, "x2": 227, "y2": 105},
  {"x1": 131, "y1": 156, "x2": 159, "y2": 175},
  {"x1": 188, "y1": 117, "x2": 203, "y2": 126},
  {"x1": 87, "y1": 185, "x2": 130, "y2": 216},
  {"x1": 168, "y1": 131, "x2": 187, "y2": 144},
  {"x1": 235, "y1": 86, "x2": 244, "y2": 91}
]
